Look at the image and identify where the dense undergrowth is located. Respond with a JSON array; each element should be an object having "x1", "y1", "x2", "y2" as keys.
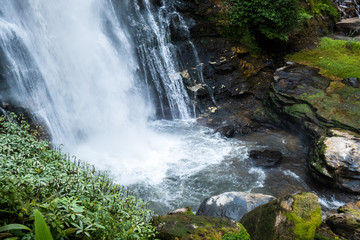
[
  {"x1": 287, "y1": 37, "x2": 360, "y2": 79},
  {"x1": 0, "y1": 113, "x2": 157, "y2": 239}
]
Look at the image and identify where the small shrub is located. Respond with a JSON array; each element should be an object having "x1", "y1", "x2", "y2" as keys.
[
  {"x1": 0, "y1": 113, "x2": 157, "y2": 239},
  {"x1": 229, "y1": 0, "x2": 300, "y2": 40}
]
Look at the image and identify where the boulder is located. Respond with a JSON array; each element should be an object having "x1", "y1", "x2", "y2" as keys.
[
  {"x1": 309, "y1": 129, "x2": 360, "y2": 193},
  {"x1": 153, "y1": 209, "x2": 250, "y2": 240},
  {"x1": 326, "y1": 202, "x2": 360, "y2": 239},
  {"x1": 215, "y1": 125, "x2": 235, "y2": 138},
  {"x1": 197, "y1": 192, "x2": 275, "y2": 221},
  {"x1": 249, "y1": 150, "x2": 282, "y2": 167},
  {"x1": 240, "y1": 192, "x2": 322, "y2": 240}
]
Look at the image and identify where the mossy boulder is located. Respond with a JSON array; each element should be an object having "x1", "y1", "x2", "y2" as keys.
[
  {"x1": 309, "y1": 129, "x2": 360, "y2": 193},
  {"x1": 153, "y1": 210, "x2": 250, "y2": 240},
  {"x1": 240, "y1": 192, "x2": 322, "y2": 240},
  {"x1": 326, "y1": 202, "x2": 360, "y2": 239}
]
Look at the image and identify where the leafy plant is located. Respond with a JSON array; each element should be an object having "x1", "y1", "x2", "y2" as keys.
[
  {"x1": 0, "y1": 113, "x2": 157, "y2": 239},
  {"x1": 229, "y1": 0, "x2": 300, "y2": 40}
]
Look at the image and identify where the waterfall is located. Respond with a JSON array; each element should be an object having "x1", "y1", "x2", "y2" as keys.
[
  {"x1": 0, "y1": 0, "x2": 150, "y2": 147},
  {"x1": 0, "y1": 0, "x2": 265, "y2": 214}
]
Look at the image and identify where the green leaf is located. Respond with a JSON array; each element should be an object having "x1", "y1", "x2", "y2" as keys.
[
  {"x1": 34, "y1": 209, "x2": 54, "y2": 240},
  {"x1": 0, "y1": 224, "x2": 31, "y2": 232}
]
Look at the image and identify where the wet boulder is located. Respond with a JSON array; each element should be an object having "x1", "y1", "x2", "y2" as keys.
[
  {"x1": 197, "y1": 192, "x2": 275, "y2": 221},
  {"x1": 215, "y1": 125, "x2": 235, "y2": 138},
  {"x1": 240, "y1": 192, "x2": 322, "y2": 240},
  {"x1": 249, "y1": 150, "x2": 283, "y2": 167},
  {"x1": 153, "y1": 207, "x2": 250, "y2": 240},
  {"x1": 309, "y1": 129, "x2": 360, "y2": 193},
  {"x1": 326, "y1": 202, "x2": 360, "y2": 239}
]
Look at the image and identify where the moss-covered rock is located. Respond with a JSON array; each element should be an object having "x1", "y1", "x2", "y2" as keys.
[
  {"x1": 153, "y1": 211, "x2": 249, "y2": 240},
  {"x1": 240, "y1": 192, "x2": 322, "y2": 240},
  {"x1": 309, "y1": 129, "x2": 360, "y2": 193}
]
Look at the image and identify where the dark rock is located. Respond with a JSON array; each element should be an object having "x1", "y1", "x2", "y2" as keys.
[
  {"x1": 326, "y1": 202, "x2": 360, "y2": 240},
  {"x1": 343, "y1": 77, "x2": 359, "y2": 88},
  {"x1": 153, "y1": 210, "x2": 249, "y2": 240},
  {"x1": 215, "y1": 125, "x2": 235, "y2": 138},
  {"x1": 249, "y1": 150, "x2": 283, "y2": 167},
  {"x1": 240, "y1": 192, "x2": 322, "y2": 240},
  {"x1": 315, "y1": 222, "x2": 344, "y2": 240},
  {"x1": 197, "y1": 192, "x2": 275, "y2": 221}
]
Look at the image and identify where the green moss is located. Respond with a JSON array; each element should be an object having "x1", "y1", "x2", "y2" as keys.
[
  {"x1": 298, "y1": 87, "x2": 360, "y2": 130},
  {"x1": 154, "y1": 214, "x2": 242, "y2": 239},
  {"x1": 284, "y1": 193, "x2": 322, "y2": 240},
  {"x1": 222, "y1": 224, "x2": 250, "y2": 240},
  {"x1": 284, "y1": 104, "x2": 315, "y2": 120},
  {"x1": 287, "y1": 38, "x2": 360, "y2": 79}
]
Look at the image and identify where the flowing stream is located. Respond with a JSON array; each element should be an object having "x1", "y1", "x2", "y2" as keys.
[{"x1": 0, "y1": 0, "x2": 346, "y2": 214}]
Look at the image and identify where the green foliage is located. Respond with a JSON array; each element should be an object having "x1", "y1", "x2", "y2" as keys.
[
  {"x1": 0, "y1": 113, "x2": 157, "y2": 239},
  {"x1": 306, "y1": 0, "x2": 339, "y2": 18},
  {"x1": 229, "y1": 0, "x2": 300, "y2": 40},
  {"x1": 288, "y1": 37, "x2": 360, "y2": 79},
  {"x1": 222, "y1": 224, "x2": 250, "y2": 240},
  {"x1": 34, "y1": 210, "x2": 54, "y2": 240}
]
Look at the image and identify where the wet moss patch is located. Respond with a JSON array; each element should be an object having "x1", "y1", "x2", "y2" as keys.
[
  {"x1": 153, "y1": 213, "x2": 248, "y2": 239},
  {"x1": 287, "y1": 37, "x2": 360, "y2": 79}
]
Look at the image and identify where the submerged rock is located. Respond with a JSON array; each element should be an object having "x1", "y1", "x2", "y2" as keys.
[
  {"x1": 309, "y1": 129, "x2": 360, "y2": 193},
  {"x1": 197, "y1": 192, "x2": 275, "y2": 221},
  {"x1": 240, "y1": 192, "x2": 322, "y2": 240},
  {"x1": 249, "y1": 150, "x2": 283, "y2": 167},
  {"x1": 153, "y1": 209, "x2": 249, "y2": 240},
  {"x1": 326, "y1": 202, "x2": 360, "y2": 239}
]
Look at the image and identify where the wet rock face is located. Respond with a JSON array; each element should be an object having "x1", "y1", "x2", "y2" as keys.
[
  {"x1": 326, "y1": 202, "x2": 360, "y2": 239},
  {"x1": 197, "y1": 192, "x2": 275, "y2": 221},
  {"x1": 310, "y1": 130, "x2": 360, "y2": 193},
  {"x1": 249, "y1": 150, "x2": 283, "y2": 167},
  {"x1": 270, "y1": 63, "x2": 360, "y2": 138},
  {"x1": 240, "y1": 192, "x2": 322, "y2": 240}
]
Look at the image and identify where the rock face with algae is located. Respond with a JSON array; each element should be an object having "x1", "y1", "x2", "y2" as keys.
[{"x1": 240, "y1": 192, "x2": 322, "y2": 240}]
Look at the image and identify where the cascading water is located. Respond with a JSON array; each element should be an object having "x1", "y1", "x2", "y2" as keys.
[
  {"x1": 1, "y1": 0, "x2": 343, "y2": 215},
  {"x1": 129, "y1": 0, "x2": 194, "y2": 119}
]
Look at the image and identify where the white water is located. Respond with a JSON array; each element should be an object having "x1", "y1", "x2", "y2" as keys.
[{"x1": 0, "y1": 0, "x2": 267, "y2": 213}]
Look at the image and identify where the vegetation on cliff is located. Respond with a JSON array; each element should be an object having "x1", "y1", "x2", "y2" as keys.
[
  {"x1": 229, "y1": 0, "x2": 300, "y2": 40},
  {"x1": 0, "y1": 114, "x2": 157, "y2": 239}
]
